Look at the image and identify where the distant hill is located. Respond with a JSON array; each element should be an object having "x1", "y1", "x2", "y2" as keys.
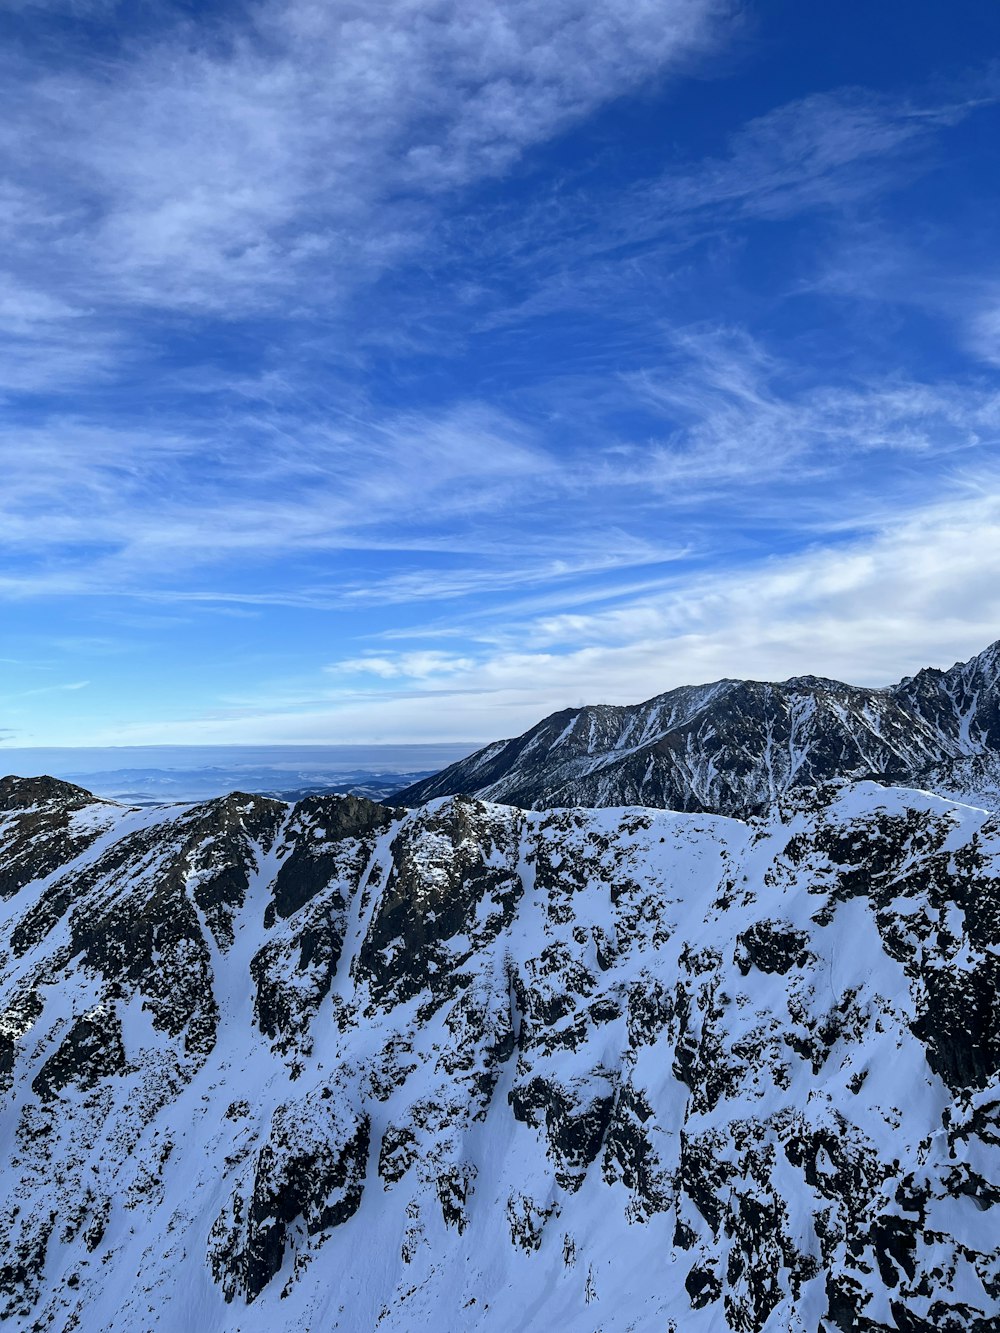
[{"x1": 51, "y1": 765, "x2": 440, "y2": 807}]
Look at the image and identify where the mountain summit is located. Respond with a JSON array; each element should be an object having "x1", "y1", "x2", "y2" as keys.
[{"x1": 395, "y1": 640, "x2": 1000, "y2": 816}]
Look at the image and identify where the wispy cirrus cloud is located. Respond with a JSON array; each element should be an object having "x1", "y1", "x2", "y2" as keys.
[
  {"x1": 51, "y1": 478, "x2": 1000, "y2": 747},
  {"x1": 330, "y1": 651, "x2": 476, "y2": 680},
  {"x1": 22, "y1": 680, "x2": 90, "y2": 697},
  {"x1": 0, "y1": 679, "x2": 90, "y2": 701},
  {"x1": 0, "y1": 402, "x2": 551, "y2": 580},
  {"x1": 76, "y1": 485, "x2": 1000, "y2": 751},
  {"x1": 456, "y1": 80, "x2": 999, "y2": 337},
  {"x1": 652, "y1": 86, "x2": 993, "y2": 221},
  {"x1": 607, "y1": 326, "x2": 1000, "y2": 499},
  {"x1": 966, "y1": 294, "x2": 1000, "y2": 368},
  {"x1": 3, "y1": 322, "x2": 997, "y2": 616},
  {"x1": 0, "y1": 0, "x2": 729, "y2": 327},
  {"x1": 325, "y1": 540, "x2": 688, "y2": 608},
  {"x1": 3, "y1": 2, "x2": 999, "y2": 748},
  {"x1": 293, "y1": 486, "x2": 1000, "y2": 740}
]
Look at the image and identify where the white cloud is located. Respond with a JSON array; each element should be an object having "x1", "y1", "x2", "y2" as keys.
[
  {"x1": 0, "y1": 402, "x2": 553, "y2": 589},
  {"x1": 1, "y1": 0, "x2": 728, "y2": 325},
  {"x1": 0, "y1": 679, "x2": 90, "y2": 701},
  {"x1": 660, "y1": 88, "x2": 985, "y2": 221},
  {"x1": 325, "y1": 540, "x2": 687, "y2": 607},
  {"x1": 801, "y1": 227, "x2": 1000, "y2": 379},
  {"x1": 476, "y1": 82, "x2": 997, "y2": 319},
  {"x1": 81, "y1": 485, "x2": 1000, "y2": 744},
  {"x1": 2, "y1": 331, "x2": 997, "y2": 614},
  {"x1": 601, "y1": 326, "x2": 1000, "y2": 501},
  {"x1": 1, "y1": 1, "x2": 118, "y2": 11},
  {"x1": 507, "y1": 488, "x2": 1000, "y2": 692},
  {"x1": 330, "y1": 651, "x2": 476, "y2": 679},
  {"x1": 969, "y1": 296, "x2": 1000, "y2": 367}
]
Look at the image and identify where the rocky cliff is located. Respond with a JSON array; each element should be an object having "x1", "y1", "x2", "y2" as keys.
[{"x1": 0, "y1": 772, "x2": 998, "y2": 1330}]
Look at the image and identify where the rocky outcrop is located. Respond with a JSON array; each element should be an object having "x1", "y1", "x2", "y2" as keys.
[{"x1": 0, "y1": 776, "x2": 997, "y2": 1330}]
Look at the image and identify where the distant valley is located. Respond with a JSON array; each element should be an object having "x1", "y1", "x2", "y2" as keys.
[
  {"x1": 59, "y1": 764, "x2": 440, "y2": 806},
  {"x1": 0, "y1": 743, "x2": 479, "y2": 808}
]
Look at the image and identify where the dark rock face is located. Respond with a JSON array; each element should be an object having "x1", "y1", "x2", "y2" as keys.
[
  {"x1": 0, "y1": 776, "x2": 998, "y2": 1331},
  {"x1": 735, "y1": 919, "x2": 811, "y2": 975},
  {"x1": 266, "y1": 793, "x2": 397, "y2": 923},
  {"x1": 509, "y1": 1074, "x2": 615, "y2": 1192},
  {"x1": 209, "y1": 1093, "x2": 371, "y2": 1303},
  {"x1": 0, "y1": 774, "x2": 118, "y2": 901},
  {"x1": 394, "y1": 639, "x2": 1000, "y2": 817},
  {"x1": 354, "y1": 797, "x2": 524, "y2": 1010},
  {"x1": 0, "y1": 774, "x2": 96, "y2": 813},
  {"x1": 31, "y1": 1009, "x2": 127, "y2": 1102}
]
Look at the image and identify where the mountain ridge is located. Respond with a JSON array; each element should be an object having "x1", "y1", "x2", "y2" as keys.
[
  {"x1": 394, "y1": 639, "x2": 1000, "y2": 816},
  {"x1": 0, "y1": 773, "x2": 998, "y2": 1329}
]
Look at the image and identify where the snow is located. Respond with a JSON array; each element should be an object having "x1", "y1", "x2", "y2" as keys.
[{"x1": 0, "y1": 772, "x2": 998, "y2": 1331}]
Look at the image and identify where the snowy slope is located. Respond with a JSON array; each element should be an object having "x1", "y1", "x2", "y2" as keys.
[
  {"x1": 0, "y1": 773, "x2": 998, "y2": 1331},
  {"x1": 395, "y1": 640, "x2": 1000, "y2": 816}
]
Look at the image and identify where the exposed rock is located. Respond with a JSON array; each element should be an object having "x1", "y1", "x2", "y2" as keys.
[{"x1": 0, "y1": 775, "x2": 997, "y2": 1331}]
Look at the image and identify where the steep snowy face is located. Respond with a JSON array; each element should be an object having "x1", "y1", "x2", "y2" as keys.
[
  {"x1": 1, "y1": 775, "x2": 998, "y2": 1331},
  {"x1": 395, "y1": 640, "x2": 1000, "y2": 816},
  {"x1": 894, "y1": 640, "x2": 1000, "y2": 754}
]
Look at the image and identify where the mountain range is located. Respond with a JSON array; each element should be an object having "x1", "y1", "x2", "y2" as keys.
[
  {"x1": 1, "y1": 639, "x2": 999, "y2": 1330},
  {"x1": 395, "y1": 640, "x2": 1000, "y2": 816}
]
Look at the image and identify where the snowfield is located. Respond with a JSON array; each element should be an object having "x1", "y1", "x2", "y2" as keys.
[{"x1": 0, "y1": 773, "x2": 998, "y2": 1331}]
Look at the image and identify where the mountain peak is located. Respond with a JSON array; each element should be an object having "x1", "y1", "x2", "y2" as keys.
[
  {"x1": 395, "y1": 639, "x2": 1000, "y2": 814},
  {"x1": 0, "y1": 773, "x2": 106, "y2": 812}
]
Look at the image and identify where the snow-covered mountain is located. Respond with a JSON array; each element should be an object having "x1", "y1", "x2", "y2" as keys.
[
  {"x1": 395, "y1": 640, "x2": 1000, "y2": 816},
  {"x1": 1, "y1": 771, "x2": 998, "y2": 1330}
]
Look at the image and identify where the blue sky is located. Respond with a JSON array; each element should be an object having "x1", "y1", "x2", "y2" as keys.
[{"x1": 2, "y1": 0, "x2": 1000, "y2": 747}]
